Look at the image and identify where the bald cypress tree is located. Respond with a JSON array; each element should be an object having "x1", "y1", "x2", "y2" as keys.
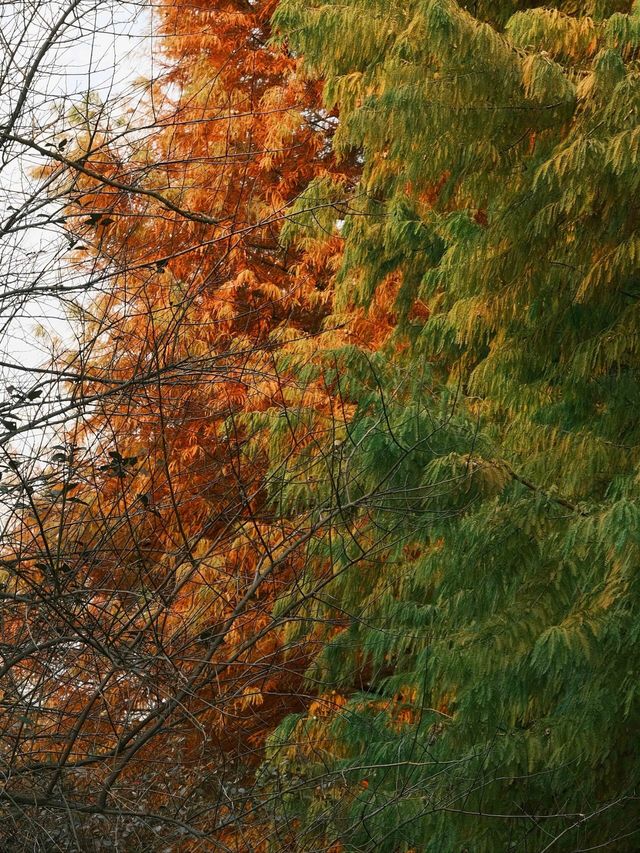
[{"x1": 260, "y1": 1, "x2": 640, "y2": 849}]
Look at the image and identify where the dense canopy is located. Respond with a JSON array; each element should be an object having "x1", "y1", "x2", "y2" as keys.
[{"x1": 2, "y1": 0, "x2": 640, "y2": 850}]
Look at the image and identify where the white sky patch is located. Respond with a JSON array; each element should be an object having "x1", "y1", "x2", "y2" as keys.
[
  {"x1": 0, "y1": 0, "x2": 153, "y2": 369},
  {"x1": 0, "y1": 1, "x2": 154, "y2": 509}
]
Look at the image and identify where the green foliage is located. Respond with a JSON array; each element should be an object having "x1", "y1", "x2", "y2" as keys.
[{"x1": 261, "y1": 0, "x2": 640, "y2": 849}]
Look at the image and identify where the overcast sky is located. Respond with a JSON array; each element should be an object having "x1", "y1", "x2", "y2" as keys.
[
  {"x1": 0, "y1": 0, "x2": 153, "y2": 369},
  {"x1": 0, "y1": 2, "x2": 154, "y2": 480}
]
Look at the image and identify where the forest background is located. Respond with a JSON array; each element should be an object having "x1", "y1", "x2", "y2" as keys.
[{"x1": 1, "y1": 1, "x2": 640, "y2": 851}]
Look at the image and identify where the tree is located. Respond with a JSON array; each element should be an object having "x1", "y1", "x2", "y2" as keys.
[
  {"x1": 0, "y1": 0, "x2": 364, "y2": 848},
  {"x1": 5, "y1": 0, "x2": 640, "y2": 850},
  {"x1": 261, "y1": 0, "x2": 640, "y2": 850}
]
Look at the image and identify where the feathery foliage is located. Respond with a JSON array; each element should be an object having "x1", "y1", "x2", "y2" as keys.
[{"x1": 262, "y1": 0, "x2": 640, "y2": 849}]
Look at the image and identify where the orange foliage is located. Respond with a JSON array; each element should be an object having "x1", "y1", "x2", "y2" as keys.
[{"x1": 2, "y1": 2, "x2": 403, "y2": 846}]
